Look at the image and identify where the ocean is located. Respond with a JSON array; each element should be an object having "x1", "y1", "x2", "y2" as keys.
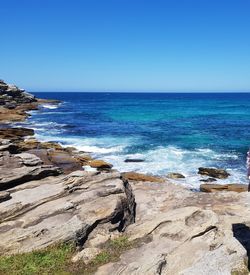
[{"x1": 17, "y1": 92, "x2": 250, "y2": 188}]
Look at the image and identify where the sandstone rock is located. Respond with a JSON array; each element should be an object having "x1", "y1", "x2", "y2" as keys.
[
  {"x1": 47, "y1": 150, "x2": 83, "y2": 173},
  {"x1": 122, "y1": 172, "x2": 164, "y2": 183},
  {"x1": 167, "y1": 172, "x2": 185, "y2": 179},
  {"x1": 89, "y1": 160, "x2": 113, "y2": 170},
  {"x1": 75, "y1": 154, "x2": 93, "y2": 165},
  {"x1": 198, "y1": 167, "x2": 230, "y2": 179},
  {"x1": 200, "y1": 183, "x2": 248, "y2": 193},
  {"x1": 0, "y1": 171, "x2": 135, "y2": 254},
  {"x1": 96, "y1": 178, "x2": 250, "y2": 275},
  {"x1": 15, "y1": 153, "x2": 43, "y2": 166},
  {"x1": 0, "y1": 165, "x2": 62, "y2": 190}
]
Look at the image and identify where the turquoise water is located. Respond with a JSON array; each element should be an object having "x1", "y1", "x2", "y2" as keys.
[{"x1": 19, "y1": 92, "x2": 250, "y2": 188}]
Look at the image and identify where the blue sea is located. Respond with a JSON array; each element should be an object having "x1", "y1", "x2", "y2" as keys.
[{"x1": 18, "y1": 92, "x2": 250, "y2": 188}]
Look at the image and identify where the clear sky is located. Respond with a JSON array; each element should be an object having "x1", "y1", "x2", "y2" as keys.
[{"x1": 1, "y1": 0, "x2": 250, "y2": 92}]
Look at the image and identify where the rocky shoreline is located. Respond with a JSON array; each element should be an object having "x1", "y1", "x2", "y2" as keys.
[{"x1": 0, "y1": 80, "x2": 250, "y2": 274}]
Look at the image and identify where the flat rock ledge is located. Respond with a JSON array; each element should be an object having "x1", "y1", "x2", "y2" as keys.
[{"x1": 0, "y1": 170, "x2": 135, "y2": 254}]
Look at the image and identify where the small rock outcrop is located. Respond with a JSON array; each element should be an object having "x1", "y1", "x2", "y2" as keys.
[
  {"x1": 89, "y1": 160, "x2": 113, "y2": 170},
  {"x1": 198, "y1": 167, "x2": 230, "y2": 179},
  {"x1": 122, "y1": 172, "x2": 164, "y2": 182},
  {"x1": 200, "y1": 183, "x2": 248, "y2": 193},
  {"x1": 0, "y1": 80, "x2": 36, "y2": 107}
]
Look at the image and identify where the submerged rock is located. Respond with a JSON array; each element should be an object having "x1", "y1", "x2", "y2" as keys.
[
  {"x1": 124, "y1": 159, "x2": 144, "y2": 163},
  {"x1": 198, "y1": 167, "x2": 230, "y2": 179},
  {"x1": 167, "y1": 172, "x2": 185, "y2": 179},
  {"x1": 200, "y1": 177, "x2": 217, "y2": 182},
  {"x1": 200, "y1": 183, "x2": 248, "y2": 193}
]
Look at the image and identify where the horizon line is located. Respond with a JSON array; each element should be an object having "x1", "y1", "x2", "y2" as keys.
[{"x1": 31, "y1": 90, "x2": 250, "y2": 93}]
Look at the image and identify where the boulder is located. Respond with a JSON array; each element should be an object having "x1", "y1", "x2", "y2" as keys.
[
  {"x1": 122, "y1": 172, "x2": 164, "y2": 182},
  {"x1": 198, "y1": 167, "x2": 230, "y2": 179},
  {"x1": 167, "y1": 172, "x2": 185, "y2": 179},
  {"x1": 89, "y1": 160, "x2": 113, "y2": 170},
  {"x1": 200, "y1": 183, "x2": 248, "y2": 193}
]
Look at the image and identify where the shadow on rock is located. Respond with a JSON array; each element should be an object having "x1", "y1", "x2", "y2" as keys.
[{"x1": 232, "y1": 223, "x2": 250, "y2": 270}]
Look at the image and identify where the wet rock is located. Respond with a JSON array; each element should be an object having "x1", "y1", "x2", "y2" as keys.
[
  {"x1": 198, "y1": 167, "x2": 230, "y2": 179},
  {"x1": 200, "y1": 177, "x2": 217, "y2": 182},
  {"x1": 124, "y1": 159, "x2": 144, "y2": 163},
  {"x1": 167, "y1": 172, "x2": 185, "y2": 179},
  {"x1": 89, "y1": 160, "x2": 113, "y2": 170},
  {"x1": 200, "y1": 183, "x2": 248, "y2": 193},
  {"x1": 47, "y1": 150, "x2": 83, "y2": 173},
  {"x1": 122, "y1": 172, "x2": 164, "y2": 182}
]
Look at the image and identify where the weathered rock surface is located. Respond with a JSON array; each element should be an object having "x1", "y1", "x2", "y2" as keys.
[
  {"x1": 122, "y1": 172, "x2": 164, "y2": 183},
  {"x1": 0, "y1": 171, "x2": 135, "y2": 254},
  {"x1": 0, "y1": 151, "x2": 62, "y2": 190},
  {"x1": 96, "y1": 179, "x2": 250, "y2": 275},
  {"x1": 200, "y1": 183, "x2": 248, "y2": 193},
  {"x1": 198, "y1": 167, "x2": 230, "y2": 179}
]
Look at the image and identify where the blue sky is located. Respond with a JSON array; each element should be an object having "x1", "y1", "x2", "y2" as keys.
[{"x1": 1, "y1": 0, "x2": 250, "y2": 92}]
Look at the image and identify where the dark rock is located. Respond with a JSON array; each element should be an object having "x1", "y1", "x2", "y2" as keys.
[
  {"x1": 0, "y1": 128, "x2": 34, "y2": 141},
  {"x1": 198, "y1": 167, "x2": 230, "y2": 179},
  {"x1": 124, "y1": 159, "x2": 144, "y2": 163},
  {"x1": 200, "y1": 177, "x2": 217, "y2": 183}
]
